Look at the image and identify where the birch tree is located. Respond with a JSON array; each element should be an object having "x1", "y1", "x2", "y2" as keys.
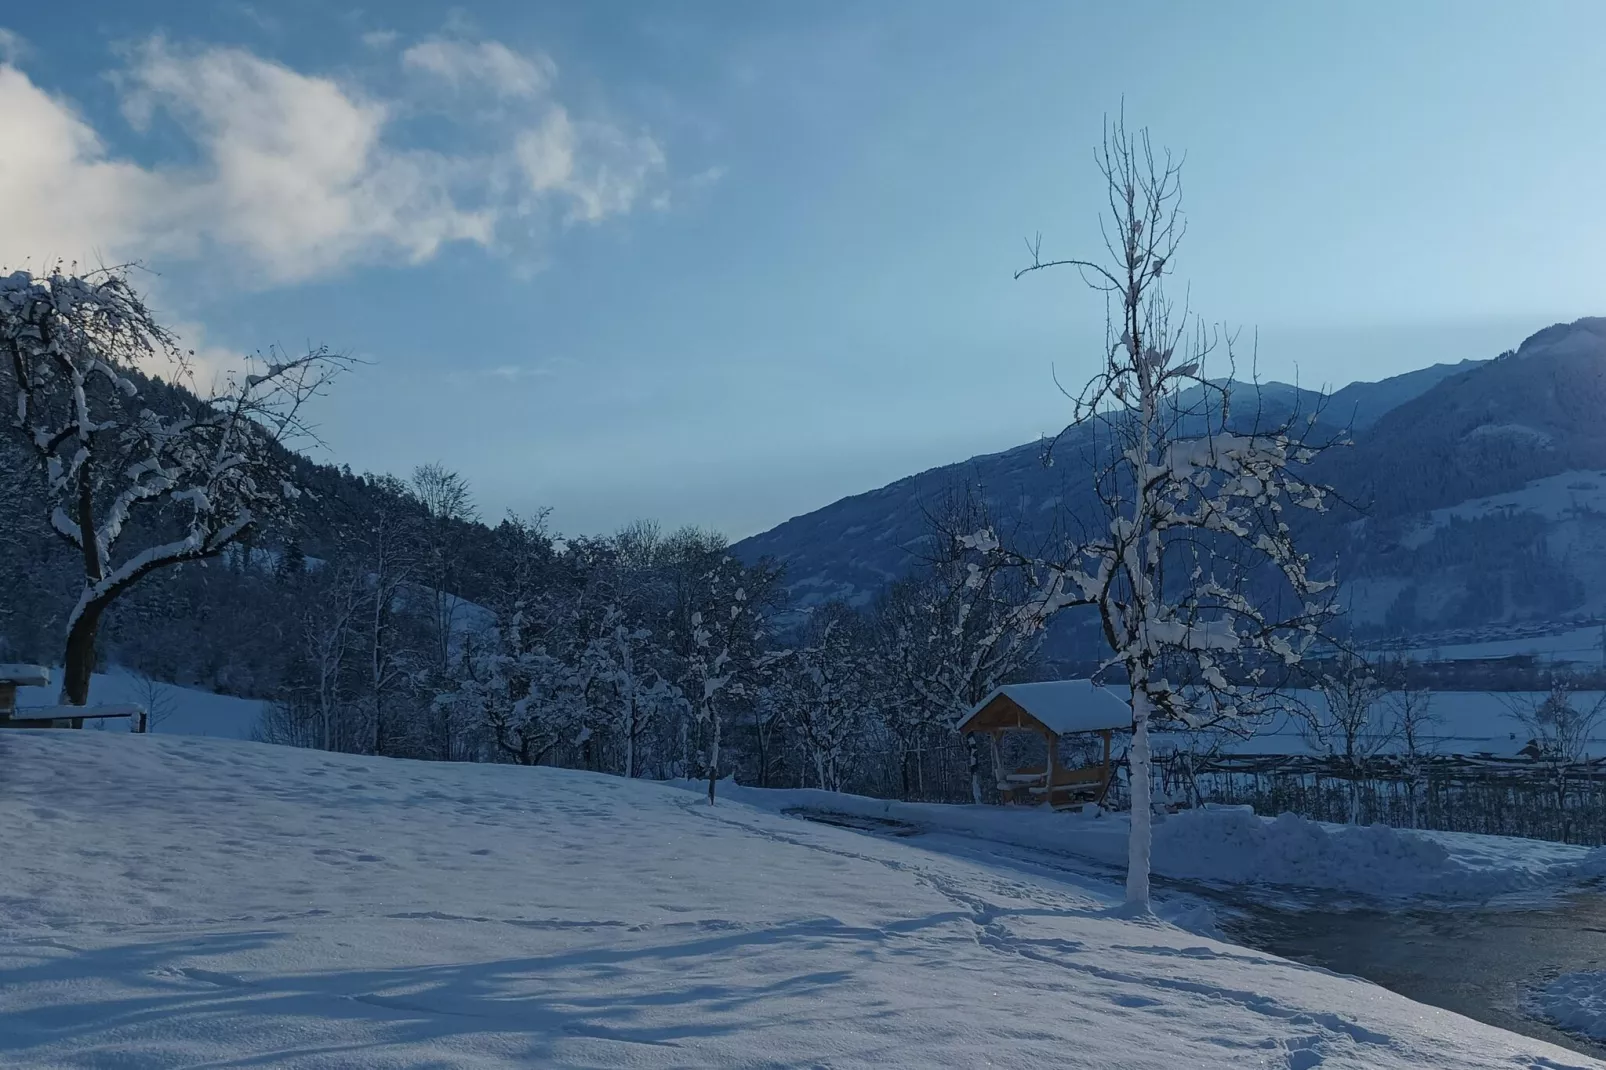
[
  {"x1": 964, "y1": 120, "x2": 1339, "y2": 911},
  {"x1": 0, "y1": 266, "x2": 345, "y2": 706}
]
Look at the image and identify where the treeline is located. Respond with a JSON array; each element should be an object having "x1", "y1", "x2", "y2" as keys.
[
  {"x1": 2, "y1": 437, "x2": 1043, "y2": 797},
  {"x1": 251, "y1": 473, "x2": 1041, "y2": 799}
]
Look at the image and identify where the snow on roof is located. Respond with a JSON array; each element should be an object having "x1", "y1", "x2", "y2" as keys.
[
  {"x1": 0, "y1": 664, "x2": 49, "y2": 687},
  {"x1": 962, "y1": 680, "x2": 1132, "y2": 735}
]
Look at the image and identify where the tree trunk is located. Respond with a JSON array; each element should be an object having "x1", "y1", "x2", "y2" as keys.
[
  {"x1": 706, "y1": 701, "x2": 721, "y2": 805},
  {"x1": 967, "y1": 735, "x2": 983, "y2": 804},
  {"x1": 1125, "y1": 689, "x2": 1154, "y2": 913},
  {"x1": 754, "y1": 708, "x2": 768, "y2": 788},
  {"x1": 61, "y1": 598, "x2": 109, "y2": 710},
  {"x1": 624, "y1": 697, "x2": 637, "y2": 780}
]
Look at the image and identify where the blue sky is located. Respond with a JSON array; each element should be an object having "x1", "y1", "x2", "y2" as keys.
[{"x1": 3, "y1": 1, "x2": 1603, "y2": 538}]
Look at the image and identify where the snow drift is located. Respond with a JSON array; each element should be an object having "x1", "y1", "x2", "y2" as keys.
[{"x1": 692, "y1": 783, "x2": 1606, "y2": 902}]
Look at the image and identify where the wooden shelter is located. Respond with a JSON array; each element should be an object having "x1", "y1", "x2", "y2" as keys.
[
  {"x1": 0, "y1": 666, "x2": 146, "y2": 731},
  {"x1": 957, "y1": 680, "x2": 1130, "y2": 810}
]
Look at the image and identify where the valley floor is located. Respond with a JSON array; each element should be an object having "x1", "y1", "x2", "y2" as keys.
[{"x1": 0, "y1": 732, "x2": 1597, "y2": 1069}]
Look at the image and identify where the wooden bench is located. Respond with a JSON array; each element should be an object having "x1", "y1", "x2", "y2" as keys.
[
  {"x1": 0, "y1": 666, "x2": 147, "y2": 731},
  {"x1": 1029, "y1": 765, "x2": 1112, "y2": 810}
]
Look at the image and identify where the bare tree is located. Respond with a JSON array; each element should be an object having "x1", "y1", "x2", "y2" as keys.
[
  {"x1": 1301, "y1": 656, "x2": 1391, "y2": 824},
  {"x1": 0, "y1": 266, "x2": 345, "y2": 706},
  {"x1": 302, "y1": 563, "x2": 366, "y2": 751},
  {"x1": 131, "y1": 669, "x2": 177, "y2": 732},
  {"x1": 1511, "y1": 681, "x2": 1604, "y2": 764},
  {"x1": 360, "y1": 477, "x2": 420, "y2": 755},
  {"x1": 1508, "y1": 681, "x2": 1605, "y2": 842},
  {"x1": 1383, "y1": 666, "x2": 1437, "y2": 828},
  {"x1": 889, "y1": 484, "x2": 1042, "y2": 801},
  {"x1": 411, "y1": 463, "x2": 479, "y2": 756},
  {"x1": 963, "y1": 119, "x2": 1340, "y2": 911},
  {"x1": 778, "y1": 601, "x2": 872, "y2": 792}
]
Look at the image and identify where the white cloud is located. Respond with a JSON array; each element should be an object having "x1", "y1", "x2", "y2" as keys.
[
  {"x1": 401, "y1": 37, "x2": 555, "y2": 99},
  {"x1": 516, "y1": 109, "x2": 666, "y2": 223},
  {"x1": 361, "y1": 29, "x2": 400, "y2": 51},
  {"x1": 154, "y1": 318, "x2": 257, "y2": 395},
  {"x1": 689, "y1": 165, "x2": 727, "y2": 189},
  {"x1": 0, "y1": 27, "x2": 27, "y2": 64},
  {"x1": 0, "y1": 64, "x2": 165, "y2": 272},
  {"x1": 0, "y1": 33, "x2": 668, "y2": 287},
  {"x1": 122, "y1": 40, "x2": 496, "y2": 283}
]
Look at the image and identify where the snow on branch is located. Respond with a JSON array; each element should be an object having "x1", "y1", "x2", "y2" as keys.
[{"x1": 1, "y1": 264, "x2": 350, "y2": 704}]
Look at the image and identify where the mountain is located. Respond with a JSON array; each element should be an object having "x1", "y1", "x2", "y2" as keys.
[
  {"x1": 733, "y1": 320, "x2": 1606, "y2": 650},
  {"x1": 733, "y1": 359, "x2": 1484, "y2": 613}
]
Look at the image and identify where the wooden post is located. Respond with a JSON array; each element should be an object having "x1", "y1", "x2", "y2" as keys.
[
  {"x1": 1044, "y1": 728, "x2": 1058, "y2": 809},
  {"x1": 989, "y1": 731, "x2": 1004, "y2": 802}
]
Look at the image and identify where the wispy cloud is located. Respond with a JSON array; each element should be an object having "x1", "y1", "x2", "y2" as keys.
[
  {"x1": 0, "y1": 29, "x2": 669, "y2": 286},
  {"x1": 689, "y1": 165, "x2": 727, "y2": 189},
  {"x1": 0, "y1": 27, "x2": 27, "y2": 64},
  {"x1": 443, "y1": 359, "x2": 576, "y2": 386},
  {"x1": 401, "y1": 36, "x2": 554, "y2": 99}
]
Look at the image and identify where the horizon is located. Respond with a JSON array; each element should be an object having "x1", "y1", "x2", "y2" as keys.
[{"x1": 4, "y1": 2, "x2": 1602, "y2": 539}]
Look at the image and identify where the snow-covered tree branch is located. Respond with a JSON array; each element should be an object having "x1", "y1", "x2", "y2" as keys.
[
  {"x1": 965, "y1": 118, "x2": 1343, "y2": 911},
  {"x1": 1, "y1": 265, "x2": 348, "y2": 705}
]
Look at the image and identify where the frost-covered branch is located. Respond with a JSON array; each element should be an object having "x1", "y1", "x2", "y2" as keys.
[
  {"x1": 969, "y1": 117, "x2": 1344, "y2": 911},
  {"x1": 1, "y1": 265, "x2": 349, "y2": 705}
]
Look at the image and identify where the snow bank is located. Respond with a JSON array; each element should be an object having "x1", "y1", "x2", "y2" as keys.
[
  {"x1": 1531, "y1": 972, "x2": 1606, "y2": 1041},
  {"x1": 688, "y1": 782, "x2": 1606, "y2": 902}
]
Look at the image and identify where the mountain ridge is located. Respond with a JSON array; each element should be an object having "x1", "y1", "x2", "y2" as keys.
[{"x1": 733, "y1": 319, "x2": 1606, "y2": 650}]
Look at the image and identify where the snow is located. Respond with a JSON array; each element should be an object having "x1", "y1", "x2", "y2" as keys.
[
  {"x1": 1381, "y1": 625, "x2": 1606, "y2": 668},
  {"x1": 963, "y1": 679, "x2": 1133, "y2": 734},
  {"x1": 1528, "y1": 970, "x2": 1606, "y2": 1034},
  {"x1": 1170, "y1": 689, "x2": 1606, "y2": 759},
  {"x1": 12, "y1": 667, "x2": 266, "y2": 739},
  {"x1": 1532, "y1": 972, "x2": 1606, "y2": 1042},
  {"x1": 0, "y1": 733, "x2": 1596, "y2": 1069},
  {"x1": 1400, "y1": 469, "x2": 1606, "y2": 550},
  {"x1": 687, "y1": 782, "x2": 1606, "y2": 905},
  {"x1": 0, "y1": 664, "x2": 50, "y2": 687}
]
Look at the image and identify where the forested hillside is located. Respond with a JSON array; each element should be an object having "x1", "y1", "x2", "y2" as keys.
[{"x1": 736, "y1": 318, "x2": 1606, "y2": 645}]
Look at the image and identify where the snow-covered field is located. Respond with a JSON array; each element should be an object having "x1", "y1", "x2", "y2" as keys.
[
  {"x1": 1180, "y1": 689, "x2": 1606, "y2": 759},
  {"x1": 697, "y1": 782, "x2": 1606, "y2": 905},
  {"x1": 1401, "y1": 470, "x2": 1606, "y2": 551},
  {"x1": 0, "y1": 732, "x2": 1598, "y2": 1069}
]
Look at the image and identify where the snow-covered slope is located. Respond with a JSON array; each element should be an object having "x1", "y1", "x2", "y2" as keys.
[
  {"x1": 0, "y1": 732, "x2": 1595, "y2": 1068},
  {"x1": 13, "y1": 667, "x2": 263, "y2": 739},
  {"x1": 731, "y1": 361, "x2": 1482, "y2": 613}
]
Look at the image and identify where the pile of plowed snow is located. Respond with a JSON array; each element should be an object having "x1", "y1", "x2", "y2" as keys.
[{"x1": 695, "y1": 783, "x2": 1606, "y2": 902}]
